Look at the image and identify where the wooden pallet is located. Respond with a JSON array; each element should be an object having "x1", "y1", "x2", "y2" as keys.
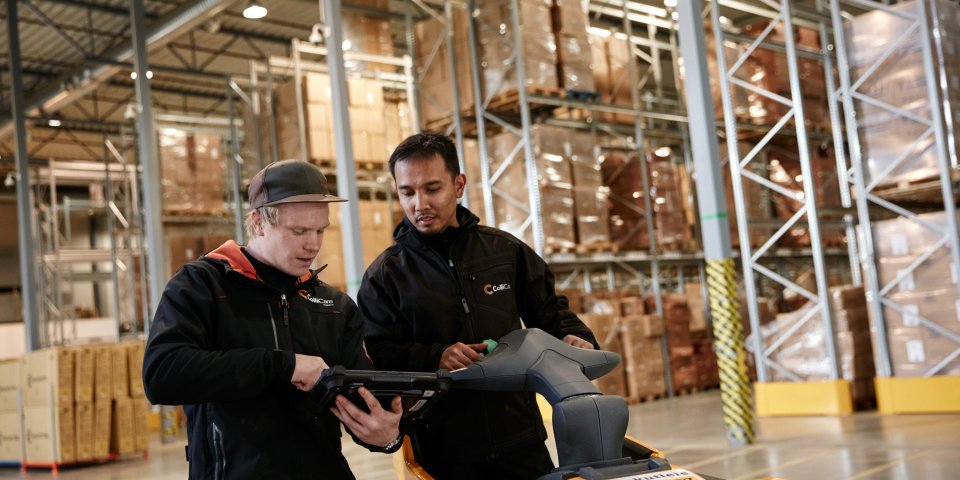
[
  {"x1": 673, "y1": 386, "x2": 703, "y2": 396},
  {"x1": 309, "y1": 157, "x2": 388, "y2": 172},
  {"x1": 629, "y1": 392, "x2": 665, "y2": 404},
  {"x1": 486, "y1": 85, "x2": 565, "y2": 114},
  {"x1": 575, "y1": 242, "x2": 619, "y2": 255}
]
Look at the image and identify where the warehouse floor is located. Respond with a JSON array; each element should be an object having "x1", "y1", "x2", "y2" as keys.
[{"x1": 2, "y1": 390, "x2": 958, "y2": 480}]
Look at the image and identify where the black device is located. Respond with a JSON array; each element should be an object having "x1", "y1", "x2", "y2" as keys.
[{"x1": 311, "y1": 365, "x2": 452, "y2": 422}]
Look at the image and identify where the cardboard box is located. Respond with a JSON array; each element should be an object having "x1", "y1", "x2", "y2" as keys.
[
  {"x1": 623, "y1": 315, "x2": 664, "y2": 339},
  {"x1": 126, "y1": 342, "x2": 145, "y2": 398},
  {"x1": 74, "y1": 347, "x2": 94, "y2": 404},
  {"x1": 0, "y1": 411, "x2": 23, "y2": 462},
  {"x1": 111, "y1": 397, "x2": 135, "y2": 455},
  {"x1": 93, "y1": 346, "x2": 112, "y2": 401},
  {"x1": 132, "y1": 396, "x2": 150, "y2": 453},
  {"x1": 93, "y1": 401, "x2": 111, "y2": 459},
  {"x1": 685, "y1": 283, "x2": 708, "y2": 332},
  {"x1": 111, "y1": 345, "x2": 129, "y2": 399},
  {"x1": 22, "y1": 348, "x2": 74, "y2": 407},
  {"x1": 23, "y1": 403, "x2": 74, "y2": 464},
  {"x1": 74, "y1": 402, "x2": 94, "y2": 461},
  {"x1": 0, "y1": 359, "x2": 22, "y2": 412}
]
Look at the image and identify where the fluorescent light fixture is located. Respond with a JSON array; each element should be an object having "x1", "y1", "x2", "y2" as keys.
[
  {"x1": 655, "y1": 146, "x2": 672, "y2": 158},
  {"x1": 664, "y1": 0, "x2": 677, "y2": 7},
  {"x1": 47, "y1": 119, "x2": 61, "y2": 127},
  {"x1": 243, "y1": 1, "x2": 267, "y2": 19}
]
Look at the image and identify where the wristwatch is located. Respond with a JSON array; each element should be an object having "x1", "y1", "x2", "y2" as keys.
[{"x1": 381, "y1": 434, "x2": 403, "y2": 453}]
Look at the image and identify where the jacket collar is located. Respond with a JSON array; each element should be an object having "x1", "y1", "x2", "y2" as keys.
[
  {"x1": 393, "y1": 205, "x2": 480, "y2": 247},
  {"x1": 204, "y1": 240, "x2": 315, "y2": 284}
]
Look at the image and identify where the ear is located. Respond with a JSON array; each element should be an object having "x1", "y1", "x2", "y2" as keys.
[
  {"x1": 251, "y1": 209, "x2": 264, "y2": 236},
  {"x1": 454, "y1": 173, "x2": 466, "y2": 199}
]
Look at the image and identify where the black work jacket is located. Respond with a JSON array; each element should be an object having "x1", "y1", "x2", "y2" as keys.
[
  {"x1": 142, "y1": 240, "x2": 373, "y2": 479},
  {"x1": 359, "y1": 206, "x2": 598, "y2": 463}
]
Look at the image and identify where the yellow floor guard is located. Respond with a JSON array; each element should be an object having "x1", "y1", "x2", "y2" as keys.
[
  {"x1": 875, "y1": 376, "x2": 960, "y2": 414},
  {"x1": 755, "y1": 380, "x2": 853, "y2": 416}
]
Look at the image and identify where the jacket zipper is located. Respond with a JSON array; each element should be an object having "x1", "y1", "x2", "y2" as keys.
[
  {"x1": 280, "y1": 293, "x2": 290, "y2": 326},
  {"x1": 266, "y1": 305, "x2": 280, "y2": 350},
  {"x1": 212, "y1": 422, "x2": 226, "y2": 480}
]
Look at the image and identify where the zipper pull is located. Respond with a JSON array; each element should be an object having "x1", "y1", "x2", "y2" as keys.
[
  {"x1": 280, "y1": 294, "x2": 290, "y2": 326},
  {"x1": 460, "y1": 296, "x2": 471, "y2": 315}
]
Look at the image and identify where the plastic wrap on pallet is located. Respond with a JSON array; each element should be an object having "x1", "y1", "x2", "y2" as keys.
[
  {"x1": 844, "y1": 0, "x2": 960, "y2": 189},
  {"x1": 620, "y1": 315, "x2": 666, "y2": 400},
  {"x1": 567, "y1": 131, "x2": 609, "y2": 247},
  {"x1": 158, "y1": 129, "x2": 225, "y2": 216},
  {"x1": 765, "y1": 144, "x2": 845, "y2": 248},
  {"x1": 601, "y1": 150, "x2": 649, "y2": 251},
  {"x1": 871, "y1": 210, "x2": 960, "y2": 377},
  {"x1": 477, "y1": 0, "x2": 558, "y2": 99},
  {"x1": 342, "y1": 9, "x2": 393, "y2": 73},
  {"x1": 745, "y1": 287, "x2": 877, "y2": 407},
  {"x1": 589, "y1": 32, "x2": 635, "y2": 123},
  {"x1": 487, "y1": 126, "x2": 576, "y2": 249},
  {"x1": 720, "y1": 142, "x2": 773, "y2": 248},
  {"x1": 553, "y1": 0, "x2": 595, "y2": 92},
  {"x1": 414, "y1": 7, "x2": 475, "y2": 126},
  {"x1": 648, "y1": 158, "x2": 690, "y2": 249}
]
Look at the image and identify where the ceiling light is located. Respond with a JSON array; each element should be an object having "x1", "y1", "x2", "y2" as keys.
[
  {"x1": 243, "y1": 1, "x2": 267, "y2": 19},
  {"x1": 47, "y1": 119, "x2": 61, "y2": 127},
  {"x1": 146, "y1": 70, "x2": 153, "y2": 79},
  {"x1": 130, "y1": 70, "x2": 153, "y2": 80},
  {"x1": 664, "y1": 0, "x2": 677, "y2": 7}
]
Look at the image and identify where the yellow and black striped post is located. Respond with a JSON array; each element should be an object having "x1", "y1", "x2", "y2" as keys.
[
  {"x1": 706, "y1": 259, "x2": 754, "y2": 445},
  {"x1": 677, "y1": 0, "x2": 756, "y2": 446}
]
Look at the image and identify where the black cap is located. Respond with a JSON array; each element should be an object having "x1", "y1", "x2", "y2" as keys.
[{"x1": 248, "y1": 159, "x2": 346, "y2": 208}]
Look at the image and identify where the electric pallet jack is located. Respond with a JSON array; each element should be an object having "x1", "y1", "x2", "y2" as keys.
[{"x1": 315, "y1": 328, "x2": 722, "y2": 480}]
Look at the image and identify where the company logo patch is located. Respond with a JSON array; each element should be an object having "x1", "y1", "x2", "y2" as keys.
[
  {"x1": 483, "y1": 283, "x2": 511, "y2": 296},
  {"x1": 298, "y1": 289, "x2": 334, "y2": 307}
]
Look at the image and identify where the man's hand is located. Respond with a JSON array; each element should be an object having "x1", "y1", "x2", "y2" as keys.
[
  {"x1": 291, "y1": 353, "x2": 329, "y2": 392},
  {"x1": 440, "y1": 342, "x2": 488, "y2": 370},
  {"x1": 331, "y1": 387, "x2": 402, "y2": 448},
  {"x1": 563, "y1": 335, "x2": 594, "y2": 350}
]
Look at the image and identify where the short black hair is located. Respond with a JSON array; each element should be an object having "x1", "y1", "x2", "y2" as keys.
[{"x1": 388, "y1": 132, "x2": 460, "y2": 179}]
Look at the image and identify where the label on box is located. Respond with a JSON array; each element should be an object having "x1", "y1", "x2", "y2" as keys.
[
  {"x1": 903, "y1": 304, "x2": 920, "y2": 327},
  {"x1": 897, "y1": 270, "x2": 915, "y2": 291},
  {"x1": 890, "y1": 233, "x2": 909, "y2": 256},
  {"x1": 906, "y1": 340, "x2": 925, "y2": 363}
]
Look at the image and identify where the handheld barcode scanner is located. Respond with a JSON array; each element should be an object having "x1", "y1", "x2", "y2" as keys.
[{"x1": 452, "y1": 328, "x2": 713, "y2": 480}]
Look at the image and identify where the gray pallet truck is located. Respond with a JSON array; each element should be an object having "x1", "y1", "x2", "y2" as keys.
[{"x1": 446, "y1": 327, "x2": 718, "y2": 480}]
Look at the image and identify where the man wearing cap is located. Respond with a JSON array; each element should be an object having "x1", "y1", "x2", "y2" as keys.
[
  {"x1": 359, "y1": 133, "x2": 598, "y2": 478},
  {"x1": 143, "y1": 159, "x2": 403, "y2": 480}
]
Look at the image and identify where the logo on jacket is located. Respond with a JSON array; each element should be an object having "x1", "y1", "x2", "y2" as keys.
[
  {"x1": 298, "y1": 289, "x2": 334, "y2": 307},
  {"x1": 483, "y1": 283, "x2": 511, "y2": 296}
]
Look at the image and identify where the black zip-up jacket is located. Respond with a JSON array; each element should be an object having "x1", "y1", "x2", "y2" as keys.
[
  {"x1": 143, "y1": 240, "x2": 373, "y2": 479},
  {"x1": 359, "y1": 206, "x2": 598, "y2": 464}
]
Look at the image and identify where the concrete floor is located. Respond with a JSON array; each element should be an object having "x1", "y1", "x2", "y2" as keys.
[{"x1": 2, "y1": 390, "x2": 958, "y2": 479}]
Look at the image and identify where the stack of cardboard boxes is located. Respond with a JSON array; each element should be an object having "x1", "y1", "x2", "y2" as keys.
[
  {"x1": 413, "y1": 7, "x2": 475, "y2": 127},
  {"x1": 341, "y1": 1, "x2": 394, "y2": 73},
  {"x1": 552, "y1": 0, "x2": 595, "y2": 93},
  {"x1": 486, "y1": 125, "x2": 577, "y2": 250},
  {"x1": 872, "y1": 211, "x2": 960, "y2": 378},
  {"x1": 578, "y1": 293, "x2": 667, "y2": 401},
  {"x1": 845, "y1": 0, "x2": 960, "y2": 189},
  {"x1": 164, "y1": 229, "x2": 233, "y2": 281},
  {"x1": 13, "y1": 343, "x2": 149, "y2": 467},
  {"x1": 567, "y1": 130, "x2": 609, "y2": 248},
  {"x1": 476, "y1": 0, "x2": 559, "y2": 100},
  {"x1": 158, "y1": 130, "x2": 225, "y2": 215},
  {"x1": 0, "y1": 359, "x2": 23, "y2": 464},
  {"x1": 648, "y1": 159, "x2": 692, "y2": 251},
  {"x1": 749, "y1": 286, "x2": 877, "y2": 408},
  {"x1": 275, "y1": 73, "x2": 393, "y2": 164},
  {"x1": 316, "y1": 201, "x2": 399, "y2": 292},
  {"x1": 589, "y1": 32, "x2": 634, "y2": 123},
  {"x1": 600, "y1": 150, "x2": 650, "y2": 251}
]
